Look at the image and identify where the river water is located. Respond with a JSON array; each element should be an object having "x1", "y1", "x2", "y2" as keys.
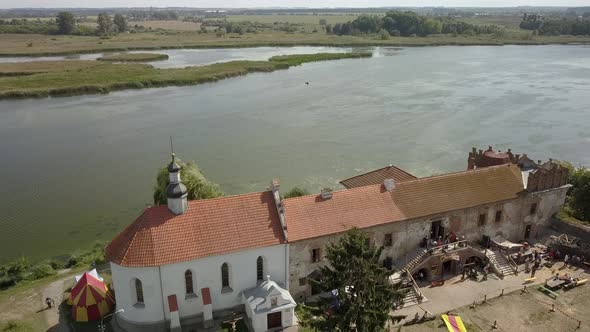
[
  {"x1": 0, "y1": 46, "x2": 351, "y2": 68},
  {"x1": 1, "y1": 45, "x2": 589, "y2": 264}
]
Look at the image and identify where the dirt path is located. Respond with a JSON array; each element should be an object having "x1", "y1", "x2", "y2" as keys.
[
  {"x1": 41, "y1": 276, "x2": 71, "y2": 330},
  {"x1": 0, "y1": 269, "x2": 75, "y2": 331}
]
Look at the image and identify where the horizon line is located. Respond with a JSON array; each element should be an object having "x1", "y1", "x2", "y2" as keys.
[{"x1": 0, "y1": 5, "x2": 582, "y2": 10}]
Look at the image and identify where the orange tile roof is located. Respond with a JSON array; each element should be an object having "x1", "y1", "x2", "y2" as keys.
[
  {"x1": 106, "y1": 191, "x2": 285, "y2": 267},
  {"x1": 285, "y1": 164, "x2": 525, "y2": 242},
  {"x1": 339, "y1": 165, "x2": 417, "y2": 189}
]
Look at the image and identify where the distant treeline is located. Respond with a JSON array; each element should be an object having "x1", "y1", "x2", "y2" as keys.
[
  {"x1": 0, "y1": 12, "x2": 132, "y2": 36},
  {"x1": 327, "y1": 11, "x2": 503, "y2": 37},
  {"x1": 520, "y1": 13, "x2": 590, "y2": 35},
  {"x1": 127, "y1": 10, "x2": 179, "y2": 21}
]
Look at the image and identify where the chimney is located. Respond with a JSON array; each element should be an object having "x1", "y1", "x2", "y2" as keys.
[
  {"x1": 320, "y1": 188, "x2": 333, "y2": 200},
  {"x1": 384, "y1": 178, "x2": 396, "y2": 192},
  {"x1": 270, "y1": 179, "x2": 288, "y2": 240}
]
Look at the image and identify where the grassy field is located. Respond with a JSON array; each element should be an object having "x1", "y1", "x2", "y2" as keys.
[
  {"x1": 129, "y1": 20, "x2": 202, "y2": 31},
  {"x1": 459, "y1": 15, "x2": 524, "y2": 29},
  {"x1": 97, "y1": 52, "x2": 169, "y2": 62},
  {"x1": 0, "y1": 52, "x2": 371, "y2": 99},
  {"x1": 2, "y1": 31, "x2": 590, "y2": 57},
  {"x1": 221, "y1": 14, "x2": 362, "y2": 25}
]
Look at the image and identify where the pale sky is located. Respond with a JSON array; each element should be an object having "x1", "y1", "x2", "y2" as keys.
[{"x1": 1, "y1": 0, "x2": 589, "y2": 9}]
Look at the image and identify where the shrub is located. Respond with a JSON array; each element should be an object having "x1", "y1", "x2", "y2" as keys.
[
  {"x1": 27, "y1": 264, "x2": 56, "y2": 280},
  {"x1": 2, "y1": 257, "x2": 29, "y2": 283},
  {"x1": 283, "y1": 186, "x2": 310, "y2": 199}
]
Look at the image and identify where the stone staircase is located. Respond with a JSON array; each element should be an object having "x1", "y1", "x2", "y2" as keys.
[
  {"x1": 393, "y1": 248, "x2": 428, "y2": 272},
  {"x1": 396, "y1": 274, "x2": 424, "y2": 308},
  {"x1": 488, "y1": 250, "x2": 515, "y2": 277}
]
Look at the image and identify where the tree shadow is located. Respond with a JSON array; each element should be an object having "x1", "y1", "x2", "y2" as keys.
[{"x1": 46, "y1": 300, "x2": 70, "y2": 332}]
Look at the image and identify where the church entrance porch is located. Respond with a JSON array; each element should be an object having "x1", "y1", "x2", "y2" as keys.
[{"x1": 242, "y1": 276, "x2": 296, "y2": 332}]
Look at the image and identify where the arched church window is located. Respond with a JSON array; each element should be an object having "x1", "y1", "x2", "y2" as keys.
[
  {"x1": 135, "y1": 278, "x2": 144, "y2": 304},
  {"x1": 185, "y1": 270, "x2": 194, "y2": 295},
  {"x1": 257, "y1": 256, "x2": 264, "y2": 281},
  {"x1": 221, "y1": 263, "x2": 230, "y2": 288}
]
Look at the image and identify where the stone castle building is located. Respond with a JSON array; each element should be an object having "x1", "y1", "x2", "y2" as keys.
[{"x1": 106, "y1": 147, "x2": 570, "y2": 331}]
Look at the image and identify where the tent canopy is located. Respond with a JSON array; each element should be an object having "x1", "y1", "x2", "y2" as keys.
[
  {"x1": 70, "y1": 272, "x2": 114, "y2": 322},
  {"x1": 74, "y1": 268, "x2": 103, "y2": 283}
]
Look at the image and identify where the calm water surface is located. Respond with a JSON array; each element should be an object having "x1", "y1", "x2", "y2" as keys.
[{"x1": 1, "y1": 45, "x2": 589, "y2": 264}]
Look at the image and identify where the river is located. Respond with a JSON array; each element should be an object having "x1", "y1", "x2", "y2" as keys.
[{"x1": 0, "y1": 45, "x2": 589, "y2": 264}]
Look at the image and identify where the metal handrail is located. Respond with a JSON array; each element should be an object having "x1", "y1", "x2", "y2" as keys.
[
  {"x1": 485, "y1": 249, "x2": 505, "y2": 279},
  {"x1": 405, "y1": 269, "x2": 424, "y2": 303},
  {"x1": 502, "y1": 250, "x2": 519, "y2": 274}
]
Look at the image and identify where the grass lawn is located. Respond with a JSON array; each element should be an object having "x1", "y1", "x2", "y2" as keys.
[
  {"x1": 556, "y1": 209, "x2": 590, "y2": 229},
  {"x1": 0, "y1": 52, "x2": 371, "y2": 99},
  {"x1": 2, "y1": 31, "x2": 590, "y2": 57}
]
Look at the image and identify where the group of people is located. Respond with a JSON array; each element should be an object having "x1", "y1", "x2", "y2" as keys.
[
  {"x1": 554, "y1": 272, "x2": 575, "y2": 284},
  {"x1": 525, "y1": 251, "x2": 544, "y2": 277},
  {"x1": 562, "y1": 253, "x2": 585, "y2": 268},
  {"x1": 421, "y1": 232, "x2": 465, "y2": 251}
]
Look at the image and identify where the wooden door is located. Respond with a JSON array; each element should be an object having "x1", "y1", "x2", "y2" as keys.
[{"x1": 267, "y1": 311, "x2": 282, "y2": 329}]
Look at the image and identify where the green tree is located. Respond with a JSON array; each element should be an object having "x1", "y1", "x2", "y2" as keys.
[
  {"x1": 97, "y1": 12, "x2": 113, "y2": 35},
  {"x1": 300, "y1": 228, "x2": 401, "y2": 332},
  {"x1": 113, "y1": 14, "x2": 128, "y2": 33},
  {"x1": 153, "y1": 158, "x2": 223, "y2": 205},
  {"x1": 567, "y1": 166, "x2": 590, "y2": 221},
  {"x1": 283, "y1": 186, "x2": 310, "y2": 199},
  {"x1": 56, "y1": 12, "x2": 75, "y2": 34}
]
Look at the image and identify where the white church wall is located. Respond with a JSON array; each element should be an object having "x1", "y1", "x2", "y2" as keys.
[
  {"x1": 110, "y1": 263, "x2": 165, "y2": 324},
  {"x1": 158, "y1": 244, "x2": 288, "y2": 320}
]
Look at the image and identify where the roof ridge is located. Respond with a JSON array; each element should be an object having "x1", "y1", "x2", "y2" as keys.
[
  {"x1": 146, "y1": 190, "x2": 272, "y2": 212},
  {"x1": 340, "y1": 164, "x2": 415, "y2": 183},
  {"x1": 283, "y1": 183, "x2": 383, "y2": 202},
  {"x1": 399, "y1": 164, "x2": 515, "y2": 184},
  {"x1": 340, "y1": 165, "x2": 392, "y2": 182}
]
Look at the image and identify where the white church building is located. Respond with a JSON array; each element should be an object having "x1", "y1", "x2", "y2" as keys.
[
  {"x1": 106, "y1": 154, "x2": 295, "y2": 332},
  {"x1": 106, "y1": 146, "x2": 570, "y2": 331}
]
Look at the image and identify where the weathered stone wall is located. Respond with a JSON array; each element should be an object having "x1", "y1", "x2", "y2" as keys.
[{"x1": 287, "y1": 186, "x2": 568, "y2": 300}]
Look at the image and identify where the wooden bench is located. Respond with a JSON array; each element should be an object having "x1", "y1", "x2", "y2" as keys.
[
  {"x1": 524, "y1": 277, "x2": 536, "y2": 283},
  {"x1": 538, "y1": 285, "x2": 559, "y2": 299}
]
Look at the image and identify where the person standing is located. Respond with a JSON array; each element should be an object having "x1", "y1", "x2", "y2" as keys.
[
  {"x1": 45, "y1": 297, "x2": 53, "y2": 309},
  {"x1": 564, "y1": 254, "x2": 570, "y2": 268},
  {"x1": 531, "y1": 264, "x2": 537, "y2": 278}
]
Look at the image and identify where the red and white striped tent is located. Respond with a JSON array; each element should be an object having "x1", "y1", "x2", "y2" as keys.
[{"x1": 70, "y1": 272, "x2": 115, "y2": 322}]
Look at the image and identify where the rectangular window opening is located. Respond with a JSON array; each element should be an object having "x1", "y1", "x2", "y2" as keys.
[
  {"x1": 384, "y1": 233, "x2": 393, "y2": 247},
  {"x1": 312, "y1": 248, "x2": 320, "y2": 263},
  {"x1": 495, "y1": 210, "x2": 502, "y2": 222},
  {"x1": 478, "y1": 213, "x2": 486, "y2": 226}
]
